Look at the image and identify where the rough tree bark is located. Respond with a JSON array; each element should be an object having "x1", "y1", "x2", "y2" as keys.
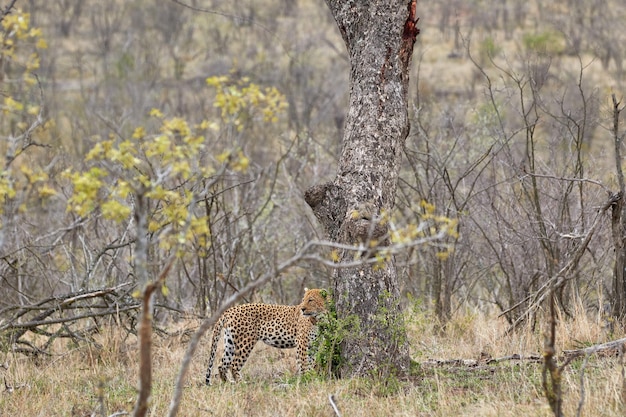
[{"x1": 305, "y1": 0, "x2": 419, "y2": 377}]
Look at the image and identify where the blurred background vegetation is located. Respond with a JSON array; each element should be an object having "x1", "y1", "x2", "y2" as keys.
[{"x1": 1, "y1": 0, "x2": 625, "y2": 354}]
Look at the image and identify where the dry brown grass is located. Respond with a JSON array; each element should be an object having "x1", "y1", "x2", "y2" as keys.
[{"x1": 1, "y1": 306, "x2": 625, "y2": 416}]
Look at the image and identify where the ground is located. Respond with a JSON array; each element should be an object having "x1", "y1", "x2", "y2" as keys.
[{"x1": 1, "y1": 307, "x2": 624, "y2": 416}]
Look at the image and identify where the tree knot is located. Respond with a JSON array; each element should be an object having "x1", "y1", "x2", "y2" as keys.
[{"x1": 304, "y1": 182, "x2": 332, "y2": 209}]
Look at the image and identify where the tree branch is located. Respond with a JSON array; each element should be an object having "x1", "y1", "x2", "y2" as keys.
[
  {"x1": 0, "y1": 0, "x2": 18, "y2": 22},
  {"x1": 328, "y1": 394, "x2": 342, "y2": 417}
]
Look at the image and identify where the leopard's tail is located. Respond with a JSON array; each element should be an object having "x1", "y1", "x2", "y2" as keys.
[{"x1": 205, "y1": 315, "x2": 225, "y2": 386}]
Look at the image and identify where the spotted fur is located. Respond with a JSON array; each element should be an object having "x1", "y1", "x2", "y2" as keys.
[{"x1": 205, "y1": 288, "x2": 327, "y2": 385}]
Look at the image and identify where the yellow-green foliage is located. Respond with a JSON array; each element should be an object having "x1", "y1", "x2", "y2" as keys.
[
  {"x1": 207, "y1": 75, "x2": 288, "y2": 129},
  {"x1": 390, "y1": 200, "x2": 458, "y2": 260},
  {"x1": 64, "y1": 75, "x2": 288, "y2": 253},
  {"x1": 0, "y1": 174, "x2": 16, "y2": 214},
  {"x1": 0, "y1": 10, "x2": 47, "y2": 80},
  {"x1": 0, "y1": 10, "x2": 48, "y2": 216},
  {"x1": 479, "y1": 36, "x2": 501, "y2": 62},
  {"x1": 0, "y1": 10, "x2": 46, "y2": 125}
]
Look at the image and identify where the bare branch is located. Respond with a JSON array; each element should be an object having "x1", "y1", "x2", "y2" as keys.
[
  {"x1": 328, "y1": 394, "x2": 342, "y2": 417},
  {"x1": 0, "y1": 0, "x2": 18, "y2": 23},
  {"x1": 613, "y1": 94, "x2": 625, "y2": 196},
  {"x1": 422, "y1": 354, "x2": 542, "y2": 368},
  {"x1": 521, "y1": 169, "x2": 611, "y2": 194}
]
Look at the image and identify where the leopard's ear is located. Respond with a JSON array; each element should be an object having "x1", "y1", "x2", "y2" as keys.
[{"x1": 304, "y1": 287, "x2": 309, "y2": 292}]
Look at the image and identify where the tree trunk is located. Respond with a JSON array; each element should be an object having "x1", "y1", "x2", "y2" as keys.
[
  {"x1": 611, "y1": 94, "x2": 626, "y2": 318},
  {"x1": 305, "y1": 0, "x2": 419, "y2": 377}
]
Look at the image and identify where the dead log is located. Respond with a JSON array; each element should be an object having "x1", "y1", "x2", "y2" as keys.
[
  {"x1": 562, "y1": 337, "x2": 626, "y2": 360},
  {"x1": 421, "y1": 337, "x2": 626, "y2": 370},
  {"x1": 422, "y1": 353, "x2": 542, "y2": 368}
]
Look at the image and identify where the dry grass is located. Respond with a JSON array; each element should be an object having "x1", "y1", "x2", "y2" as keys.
[{"x1": 1, "y1": 307, "x2": 625, "y2": 416}]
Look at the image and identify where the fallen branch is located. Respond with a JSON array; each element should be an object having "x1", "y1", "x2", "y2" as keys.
[
  {"x1": 421, "y1": 353, "x2": 542, "y2": 368},
  {"x1": 3, "y1": 305, "x2": 139, "y2": 331},
  {"x1": 562, "y1": 337, "x2": 626, "y2": 360},
  {"x1": 0, "y1": 282, "x2": 142, "y2": 356},
  {"x1": 3, "y1": 376, "x2": 29, "y2": 393},
  {"x1": 420, "y1": 337, "x2": 626, "y2": 371}
]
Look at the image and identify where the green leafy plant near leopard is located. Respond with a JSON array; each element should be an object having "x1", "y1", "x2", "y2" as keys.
[
  {"x1": 311, "y1": 291, "x2": 356, "y2": 379},
  {"x1": 205, "y1": 288, "x2": 328, "y2": 385}
]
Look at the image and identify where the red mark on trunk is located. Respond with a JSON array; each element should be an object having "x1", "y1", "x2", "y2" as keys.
[
  {"x1": 403, "y1": 0, "x2": 420, "y2": 42},
  {"x1": 400, "y1": 0, "x2": 420, "y2": 68}
]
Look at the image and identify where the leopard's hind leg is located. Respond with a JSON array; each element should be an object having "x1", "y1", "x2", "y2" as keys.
[{"x1": 228, "y1": 333, "x2": 257, "y2": 382}]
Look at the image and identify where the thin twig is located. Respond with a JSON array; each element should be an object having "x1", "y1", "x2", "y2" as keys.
[
  {"x1": 329, "y1": 394, "x2": 342, "y2": 417},
  {"x1": 613, "y1": 94, "x2": 625, "y2": 195},
  {"x1": 521, "y1": 169, "x2": 611, "y2": 194},
  {"x1": 0, "y1": 0, "x2": 18, "y2": 23}
]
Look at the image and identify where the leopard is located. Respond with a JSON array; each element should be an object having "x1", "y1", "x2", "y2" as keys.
[{"x1": 205, "y1": 288, "x2": 327, "y2": 385}]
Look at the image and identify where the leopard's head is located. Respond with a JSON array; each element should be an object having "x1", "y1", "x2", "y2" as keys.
[{"x1": 300, "y1": 288, "x2": 328, "y2": 317}]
